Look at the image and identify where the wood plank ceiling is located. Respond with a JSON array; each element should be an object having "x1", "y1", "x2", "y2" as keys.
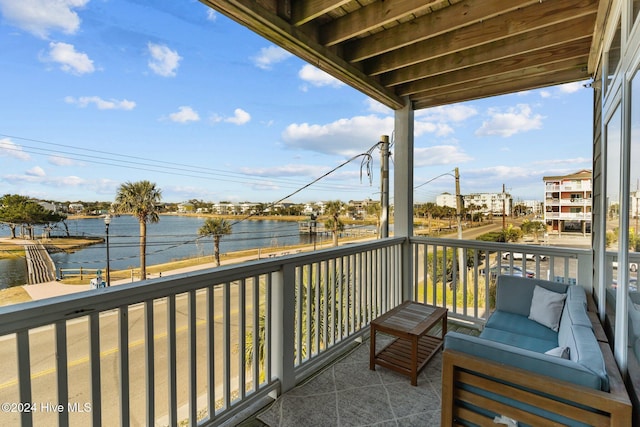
[{"x1": 201, "y1": 0, "x2": 604, "y2": 111}]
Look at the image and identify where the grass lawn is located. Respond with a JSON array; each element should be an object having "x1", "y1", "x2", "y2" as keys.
[
  {"x1": 0, "y1": 287, "x2": 32, "y2": 306},
  {"x1": 0, "y1": 242, "x2": 25, "y2": 259}
]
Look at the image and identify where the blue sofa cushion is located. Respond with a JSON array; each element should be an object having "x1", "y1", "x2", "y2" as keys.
[
  {"x1": 480, "y1": 326, "x2": 557, "y2": 353},
  {"x1": 558, "y1": 323, "x2": 609, "y2": 391},
  {"x1": 495, "y1": 275, "x2": 568, "y2": 316},
  {"x1": 485, "y1": 311, "x2": 559, "y2": 343},
  {"x1": 561, "y1": 299, "x2": 592, "y2": 329},
  {"x1": 567, "y1": 284, "x2": 588, "y2": 309}
]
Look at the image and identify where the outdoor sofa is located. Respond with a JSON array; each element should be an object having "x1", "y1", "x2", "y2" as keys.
[{"x1": 441, "y1": 275, "x2": 632, "y2": 426}]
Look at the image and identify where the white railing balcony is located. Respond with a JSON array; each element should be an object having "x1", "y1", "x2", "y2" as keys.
[
  {"x1": 410, "y1": 237, "x2": 592, "y2": 326},
  {"x1": 0, "y1": 238, "x2": 404, "y2": 427},
  {"x1": 560, "y1": 182, "x2": 592, "y2": 192},
  {"x1": 0, "y1": 237, "x2": 594, "y2": 426},
  {"x1": 559, "y1": 198, "x2": 592, "y2": 206}
]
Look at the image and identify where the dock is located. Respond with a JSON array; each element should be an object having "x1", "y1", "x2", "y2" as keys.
[
  {"x1": 24, "y1": 242, "x2": 57, "y2": 284},
  {"x1": 298, "y1": 220, "x2": 329, "y2": 235}
]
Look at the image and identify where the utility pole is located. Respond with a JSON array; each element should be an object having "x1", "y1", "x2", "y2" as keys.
[
  {"x1": 455, "y1": 168, "x2": 462, "y2": 241},
  {"x1": 455, "y1": 167, "x2": 464, "y2": 292},
  {"x1": 502, "y1": 183, "x2": 506, "y2": 231},
  {"x1": 380, "y1": 135, "x2": 390, "y2": 238}
]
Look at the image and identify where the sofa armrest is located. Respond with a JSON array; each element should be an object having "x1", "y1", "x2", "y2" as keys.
[{"x1": 441, "y1": 347, "x2": 632, "y2": 427}]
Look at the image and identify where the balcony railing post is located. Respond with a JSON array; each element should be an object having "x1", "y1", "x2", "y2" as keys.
[
  {"x1": 577, "y1": 251, "x2": 593, "y2": 291},
  {"x1": 271, "y1": 264, "x2": 296, "y2": 395}
]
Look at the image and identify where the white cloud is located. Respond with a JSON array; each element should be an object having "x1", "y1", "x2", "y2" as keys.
[
  {"x1": 415, "y1": 121, "x2": 454, "y2": 137},
  {"x1": 417, "y1": 105, "x2": 478, "y2": 123},
  {"x1": 282, "y1": 113, "x2": 459, "y2": 157},
  {"x1": 540, "y1": 90, "x2": 552, "y2": 98},
  {"x1": 48, "y1": 155, "x2": 81, "y2": 166},
  {"x1": 475, "y1": 104, "x2": 543, "y2": 137},
  {"x1": 298, "y1": 64, "x2": 344, "y2": 88},
  {"x1": 44, "y1": 42, "x2": 95, "y2": 75},
  {"x1": 206, "y1": 9, "x2": 217, "y2": 21},
  {"x1": 240, "y1": 164, "x2": 329, "y2": 178},
  {"x1": 532, "y1": 157, "x2": 591, "y2": 168},
  {"x1": 558, "y1": 82, "x2": 583, "y2": 94},
  {"x1": 169, "y1": 106, "x2": 200, "y2": 123},
  {"x1": 211, "y1": 108, "x2": 251, "y2": 125},
  {"x1": 252, "y1": 45, "x2": 292, "y2": 70},
  {"x1": 226, "y1": 108, "x2": 251, "y2": 125},
  {"x1": 282, "y1": 115, "x2": 394, "y2": 156},
  {"x1": 414, "y1": 146, "x2": 472, "y2": 167},
  {"x1": 26, "y1": 166, "x2": 45, "y2": 177},
  {"x1": 65, "y1": 96, "x2": 136, "y2": 110},
  {"x1": 2, "y1": 172, "x2": 119, "y2": 196},
  {"x1": 147, "y1": 43, "x2": 182, "y2": 77},
  {"x1": 250, "y1": 181, "x2": 281, "y2": 192},
  {"x1": 456, "y1": 165, "x2": 540, "y2": 194},
  {"x1": 0, "y1": 0, "x2": 88, "y2": 38},
  {"x1": 365, "y1": 98, "x2": 392, "y2": 115},
  {"x1": 0, "y1": 138, "x2": 31, "y2": 160},
  {"x1": 3, "y1": 173, "x2": 86, "y2": 187}
]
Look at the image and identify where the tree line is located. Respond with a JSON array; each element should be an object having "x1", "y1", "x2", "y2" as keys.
[{"x1": 0, "y1": 194, "x2": 67, "y2": 239}]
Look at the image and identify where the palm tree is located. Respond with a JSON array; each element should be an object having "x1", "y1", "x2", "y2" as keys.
[
  {"x1": 198, "y1": 218, "x2": 232, "y2": 266},
  {"x1": 114, "y1": 180, "x2": 162, "y2": 280},
  {"x1": 324, "y1": 200, "x2": 344, "y2": 247},
  {"x1": 521, "y1": 219, "x2": 547, "y2": 243}
]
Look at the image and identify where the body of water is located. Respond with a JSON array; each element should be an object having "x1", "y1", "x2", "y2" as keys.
[{"x1": 0, "y1": 215, "x2": 332, "y2": 289}]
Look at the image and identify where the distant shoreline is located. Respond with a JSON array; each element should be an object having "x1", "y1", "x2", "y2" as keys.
[{"x1": 68, "y1": 212, "x2": 379, "y2": 226}]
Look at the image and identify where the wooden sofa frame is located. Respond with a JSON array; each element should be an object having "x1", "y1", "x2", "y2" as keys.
[
  {"x1": 442, "y1": 292, "x2": 632, "y2": 426},
  {"x1": 441, "y1": 344, "x2": 631, "y2": 426}
]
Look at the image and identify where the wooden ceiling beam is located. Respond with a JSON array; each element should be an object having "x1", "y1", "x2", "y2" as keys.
[
  {"x1": 319, "y1": 0, "x2": 440, "y2": 47},
  {"x1": 397, "y1": 42, "x2": 590, "y2": 97},
  {"x1": 364, "y1": 0, "x2": 597, "y2": 76},
  {"x1": 291, "y1": 0, "x2": 351, "y2": 26},
  {"x1": 412, "y1": 68, "x2": 589, "y2": 109},
  {"x1": 200, "y1": 0, "x2": 405, "y2": 109},
  {"x1": 204, "y1": 0, "x2": 601, "y2": 111},
  {"x1": 343, "y1": 0, "x2": 542, "y2": 62},
  {"x1": 380, "y1": 18, "x2": 595, "y2": 87}
]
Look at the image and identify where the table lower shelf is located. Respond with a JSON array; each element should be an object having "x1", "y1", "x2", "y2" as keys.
[{"x1": 373, "y1": 335, "x2": 443, "y2": 379}]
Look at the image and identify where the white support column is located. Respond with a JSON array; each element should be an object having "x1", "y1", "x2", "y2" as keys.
[
  {"x1": 394, "y1": 100, "x2": 414, "y2": 302},
  {"x1": 270, "y1": 265, "x2": 296, "y2": 396}
]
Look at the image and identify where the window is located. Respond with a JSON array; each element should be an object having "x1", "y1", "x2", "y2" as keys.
[
  {"x1": 629, "y1": 70, "x2": 640, "y2": 369},
  {"x1": 605, "y1": 105, "x2": 622, "y2": 335},
  {"x1": 607, "y1": 18, "x2": 622, "y2": 93}
]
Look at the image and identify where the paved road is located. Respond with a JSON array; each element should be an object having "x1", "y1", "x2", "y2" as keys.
[{"x1": 0, "y1": 282, "x2": 256, "y2": 427}]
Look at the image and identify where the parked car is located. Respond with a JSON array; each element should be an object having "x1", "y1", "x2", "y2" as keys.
[
  {"x1": 501, "y1": 252, "x2": 547, "y2": 261},
  {"x1": 612, "y1": 261, "x2": 639, "y2": 272},
  {"x1": 480, "y1": 264, "x2": 535, "y2": 279}
]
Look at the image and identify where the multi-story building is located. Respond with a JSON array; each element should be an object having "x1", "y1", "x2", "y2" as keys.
[
  {"x1": 436, "y1": 192, "x2": 513, "y2": 216},
  {"x1": 543, "y1": 169, "x2": 592, "y2": 234},
  {"x1": 520, "y1": 200, "x2": 543, "y2": 216},
  {"x1": 435, "y1": 192, "x2": 457, "y2": 209}
]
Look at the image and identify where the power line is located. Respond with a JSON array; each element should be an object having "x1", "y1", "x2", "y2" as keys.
[{"x1": 0, "y1": 133, "x2": 364, "y2": 193}]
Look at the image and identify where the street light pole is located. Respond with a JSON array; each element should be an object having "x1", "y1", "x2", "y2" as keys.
[{"x1": 104, "y1": 214, "x2": 111, "y2": 287}]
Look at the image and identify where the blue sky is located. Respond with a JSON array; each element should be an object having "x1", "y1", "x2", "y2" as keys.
[{"x1": 0, "y1": 0, "x2": 593, "y2": 205}]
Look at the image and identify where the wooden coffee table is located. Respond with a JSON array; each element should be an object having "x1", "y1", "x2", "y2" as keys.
[{"x1": 369, "y1": 301, "x2": 447, "y2": 386}]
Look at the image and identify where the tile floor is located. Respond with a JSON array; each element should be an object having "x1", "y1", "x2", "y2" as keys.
[{"x1": 256, "y1": 336, "x2": 443, "y2": 427}]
